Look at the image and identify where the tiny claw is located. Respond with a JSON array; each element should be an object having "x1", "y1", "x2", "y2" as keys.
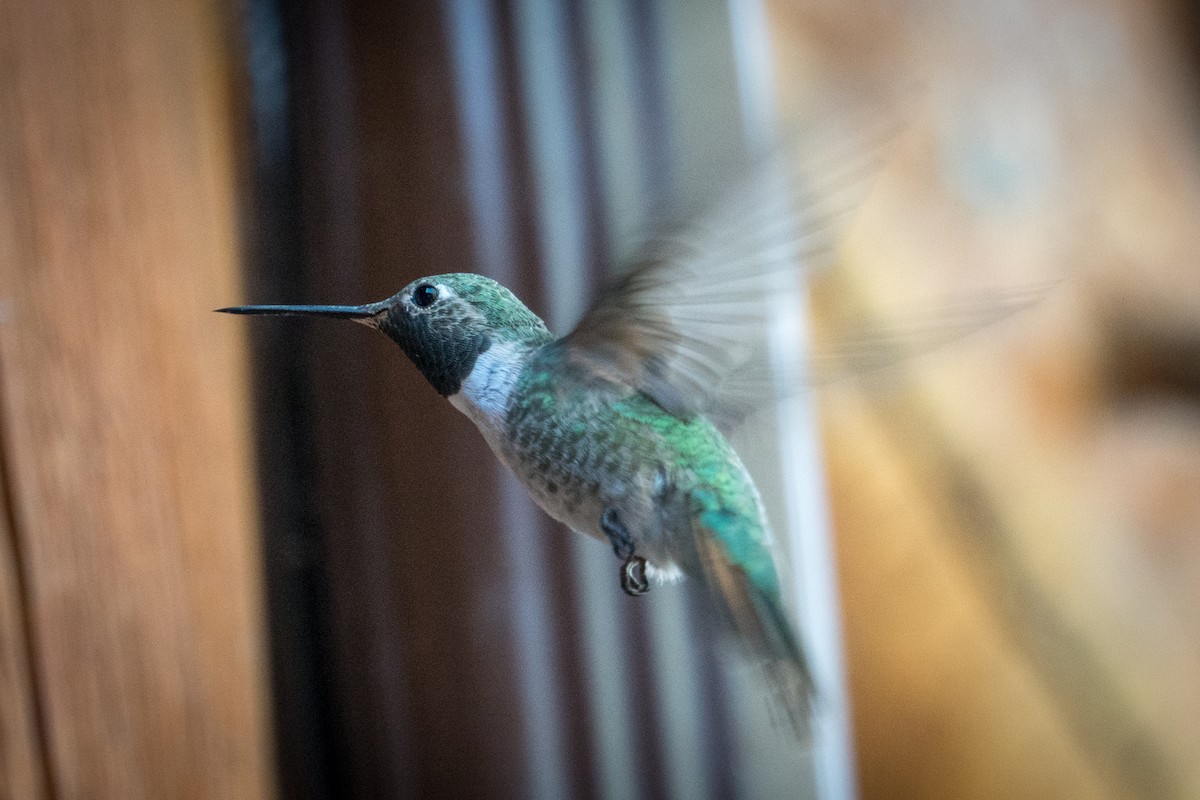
[{"x1": 621, "y1": 556, "x2": 649, "y2": 597}]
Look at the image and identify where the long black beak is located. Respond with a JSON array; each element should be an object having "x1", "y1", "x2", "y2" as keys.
[{"x1": 216, "y1": 302, "x2": 387, "y2": 325}]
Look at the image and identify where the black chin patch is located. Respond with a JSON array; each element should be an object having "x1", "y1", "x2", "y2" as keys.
[{"x1": 379, "y1": 310, "x2": 491, "y2": 396}]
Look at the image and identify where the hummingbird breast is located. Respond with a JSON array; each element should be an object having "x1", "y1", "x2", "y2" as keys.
[{"x1": 453, "y1": 342, "x2": 769, "y2": 577}]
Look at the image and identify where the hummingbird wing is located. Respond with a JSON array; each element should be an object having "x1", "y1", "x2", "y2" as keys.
[
  {"x1": 561, "y1": 112, "x2": 1051, "y2": 431},
  {"x1": 699, "y1": 280, "x2": 1054, "y2": 429},
  {"x1": 561, "y1": 113, "x2": 887, "y2": 430}
]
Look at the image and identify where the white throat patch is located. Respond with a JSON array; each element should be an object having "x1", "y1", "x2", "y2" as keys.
[{"x1": 448, "y1": 339, "x2": 528, "y2": 434}]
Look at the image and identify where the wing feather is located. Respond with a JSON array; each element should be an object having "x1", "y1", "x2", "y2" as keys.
[
  {"x1": 561, "y1": 103, "x2": 1054, "y2": 431},
  {"x1": 561, "y1": 104, "x2": 898, "y2": 426}
]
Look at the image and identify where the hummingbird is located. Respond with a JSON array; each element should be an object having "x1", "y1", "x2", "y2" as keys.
[
  {"x1": 218, "y1": 148, "x2": 846, "y2": 728},
  {"x1": 220, "y1": 264, "x2": 818, "y2": 726},
  {"x1": 218, "y1": 103, "x2": 1055, "y2": 732}
]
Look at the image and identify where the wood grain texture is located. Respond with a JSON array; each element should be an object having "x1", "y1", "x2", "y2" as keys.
[
  {"x1": 0, "y1": 467, "x2": 47, "y2": 800},
  {"x1": 0, "y1": 1, "x2": 274, "y2": 798}
]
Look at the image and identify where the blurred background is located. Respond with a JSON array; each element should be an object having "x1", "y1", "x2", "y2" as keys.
[{"x1": 2, "y1": 0, "x2": 1199, "y2": 799}]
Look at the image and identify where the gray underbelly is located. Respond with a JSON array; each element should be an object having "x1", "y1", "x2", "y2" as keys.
[
  {"x1": 498, "y1": 443, "x2": 696, "y2": 574},
  {"x1": 465, "y1": 404, "x2": 695, "y2": 572}
]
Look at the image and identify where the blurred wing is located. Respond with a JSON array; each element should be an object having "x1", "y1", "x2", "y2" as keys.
[
  {"x1": 700, "y1": 280, "x2": 1057, "y2": 430},
  {"x1": 562, "y1": 102, "x2": 1057, "y2": 432},
  {"x1": 805, "y1": 280, "x2": 1058, "y2": 383},
  {"x1": 561, "y1": 106, "x2": 895, "y2": 427}
]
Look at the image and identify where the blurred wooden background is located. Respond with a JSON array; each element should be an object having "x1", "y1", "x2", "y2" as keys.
[
  {"x1": 771, "y1": 0, "x2": 1200, "y2": 797},
  {"x1": 0, "y1": 1, "x2": 273, "y2": 799},
  {"x1": 2, "y1": 0, "x2": 1199, "y2": 799}
]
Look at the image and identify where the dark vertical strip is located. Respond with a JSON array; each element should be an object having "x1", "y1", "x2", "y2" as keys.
[
  {"x1": 684, "y1": 588, "x2": 739, "y2": 800},
  {"x1": 1178, "y1": 0, "x2": 1200, "y2": 88},
  {"x1": 299, "y1": 3, "x2": 530, "y2": 797},
  {"x1": 618, "y1": 606, "x2": 670, "y2": 800},
  {"x1": 561, "y1": 0, "x2": 615, "y2": 285},
  {"x1": 238, "y1": 1, "x2": 343, "y2": 797},
  {"x1": 0, "y1": 352, "x2": 58, "y2": 800},
  {"x1": 626, "y1": 0, "x2": 674, "y2": 207},
  {"x1": 288, "y1": 2, "x2": 425, "y2": 796},
  {"x1": 488, "y1": 0, "x2": 553, "y2": 305}
]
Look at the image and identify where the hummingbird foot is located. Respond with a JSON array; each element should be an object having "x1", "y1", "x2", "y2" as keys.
[
  {"x1": 600, "y1": 507, "x2": 650, "y2": 596},
  {"x1": 621, "y1": 556, "x2": 649, "y2": 596},
  {"x1": 600, "y1": 507, "x2": 636, "y2": 561}
]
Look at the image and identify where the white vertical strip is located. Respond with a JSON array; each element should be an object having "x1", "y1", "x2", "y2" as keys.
[
  {"x1": 445, "y1": 0, "x2": 515, "y2": 282},
  {"x1": 511, "y1": 0, "x2": 588, "y2": 331},
  {"x1": 728, "y1": 2, "x2": 860, "y2": 800},
  {"x1": 578, "y1": 2, "x2": 650, "y2": 263},
  {"x1": 444, "y1": 3, "x2": 569, "y2": 799},
  {"x1": 509, "y1": 3, "x2": 640, "y2": 800},
  {"x1": 644, "y1": 589, "x2": 711, "y2": 800}
]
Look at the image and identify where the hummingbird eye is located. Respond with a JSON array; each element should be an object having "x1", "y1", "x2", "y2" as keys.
[{"x1": 412, "y1": 284, "x2": 439, "y2": 308}]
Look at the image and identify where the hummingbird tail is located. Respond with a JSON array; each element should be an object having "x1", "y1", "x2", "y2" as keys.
[
  {"x1": 758, "y1": 595, "x2": 817, "y2": 740},
  {"x1": 691, "y1": 509, "x2": 816, "y2": 739}
]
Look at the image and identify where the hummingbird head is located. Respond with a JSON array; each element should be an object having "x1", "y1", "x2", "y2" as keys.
[
  {"x1": 374, "y1": 273, "x2": 552, "y2": 396},
  {"x1": 219, "y1": 273, "x2": 552, "y2": 397}
]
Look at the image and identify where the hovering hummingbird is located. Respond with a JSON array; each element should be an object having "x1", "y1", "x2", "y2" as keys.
[
  {"x1": 222, "y1": 273, "x2": 820, "y2": 722},
  {"x1": 220, "y1": 117, "x2": 1045, "y2": 731},
  {"x1": 219, "y1": 146, "x2": 847, "y2": 728}
]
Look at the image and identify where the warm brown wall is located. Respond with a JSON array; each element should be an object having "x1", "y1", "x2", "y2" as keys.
[
  {"x1": 768, "y1": 0, "x2": 1200, "y2": 798},
  {"x1": 0, "y1": 2, "x2": 273, "y2": 799}
]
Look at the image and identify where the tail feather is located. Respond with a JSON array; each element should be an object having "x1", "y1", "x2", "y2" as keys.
[
  {"x1": 691, "y1": 505, "x2": 815, "y2": 738},
  {"x1": 752, "y1": 587, "x2": 816, "y2": 738}
]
